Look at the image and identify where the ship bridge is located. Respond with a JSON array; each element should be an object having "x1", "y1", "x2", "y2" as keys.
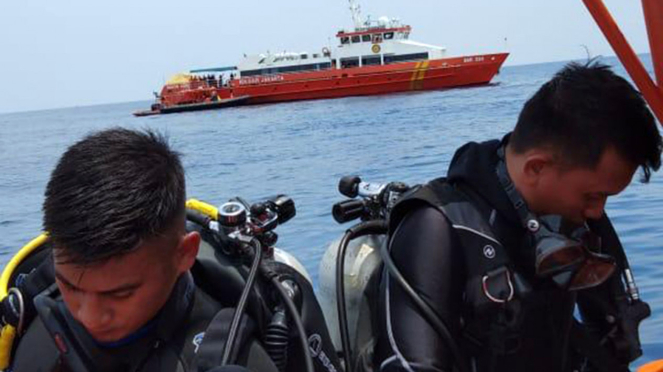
[
  {"x1": 234, "y1": 0, "x2": 450, "y2": 77},
  {"x1": 332, "y1": 4, "x2": 446, "y2": 69}
]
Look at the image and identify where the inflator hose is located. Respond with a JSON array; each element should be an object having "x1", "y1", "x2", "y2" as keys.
[
  {"x1": 265, "y1": 272, "x2": 315, "y2": 372},
  {"x1": 336, "y1": 220, "x2": 388, "y2": 372},
  {"x1": 379, "y1": 232, "x2": 470, "y2": 372},
  {"x1": 221, "y1": 239, "x2": 263, "y2": 366},
  {"x1": 186, "y1": 201, "x2": 313, "y2": 372}
]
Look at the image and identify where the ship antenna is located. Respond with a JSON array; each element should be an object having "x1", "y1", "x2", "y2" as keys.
[{"x1": 348, "y1": 0, "x2": 364, "y2": 28}]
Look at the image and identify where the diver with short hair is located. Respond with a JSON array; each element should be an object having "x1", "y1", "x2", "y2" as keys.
[
  {"x1": 375, "y1": 62, "x2": 662, "y2": 372},
  {"x1": 8, "y1": 128, "x2": 279, "y2": 372}
]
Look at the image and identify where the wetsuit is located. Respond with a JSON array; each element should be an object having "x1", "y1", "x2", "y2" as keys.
[
  {"x1": 375, "y1": 136, "x2": 634, "y2": 372},
  {"x1": 10, "y1": 272, "x2": 278, "y2": 372}
]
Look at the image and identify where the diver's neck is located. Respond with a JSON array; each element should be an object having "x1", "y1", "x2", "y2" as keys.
[{"x1": 504, "y1": 144, "x2": 537, "y2": 214}]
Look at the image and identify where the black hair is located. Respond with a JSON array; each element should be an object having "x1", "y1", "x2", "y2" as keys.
[
  {"x1": 510, "y1": 61, "x2": 662, "y2": 181},
  {"x1": 43, "y1": 128, "x2": 185, "y2": 265}
]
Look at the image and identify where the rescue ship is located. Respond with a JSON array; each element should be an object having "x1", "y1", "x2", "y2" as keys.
[{"x1": 134, "y1": 0, "x2": 509, "y2": 116}]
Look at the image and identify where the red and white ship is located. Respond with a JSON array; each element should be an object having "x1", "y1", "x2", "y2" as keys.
[{"x1": 135, "y1": 1, "x2": 509, "y2": 116}]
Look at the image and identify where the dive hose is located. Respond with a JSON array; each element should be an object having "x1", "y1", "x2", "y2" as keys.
[
  {"x1": 379, "y1": 227, "x2": 471, "y2": 372},
  {"x1": 336, "y1": 218, "x2": 469, "y2": 372},
  {"x1": 265, "y1": 269, "x2": 315, "y2": 372},
  {"x1": 264, "y1": 308, "x2": 289, "y2": 372},
  {"x1": 336, "y1": 220, "x2": 387, "y2": 372},
  {"x1": 187, "y1": 200, "x2": 314, "y2": 372},
  {"x1": 221, "y1": 238, "x2": 264, "y2": 366}
]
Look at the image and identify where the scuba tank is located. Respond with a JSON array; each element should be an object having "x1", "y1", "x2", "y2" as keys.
[
  {"x1": 318, "y1": 176, "x2": 421, "y2": 372},
  {"x1": 0, "y1": 195, "x2": 340, "y2": 372},
  {"x1": 319, "y1": 176, "x2": 398, "y2": 353},
  {"x1": 319, "y1": 176, "x2": 468, "y2": 372},
  {"x1": 319, "y1": 234, "x2": 384, "y2": 353}
]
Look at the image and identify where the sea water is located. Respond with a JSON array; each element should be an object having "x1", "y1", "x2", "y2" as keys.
[{"x1": 1, "y1": 55, "x2": 662, "y2": 364}]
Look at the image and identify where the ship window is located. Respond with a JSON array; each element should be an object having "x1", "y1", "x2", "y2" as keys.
[
  {"x1": 312, "y1": 53, "x2": 320, "y2": 58},
  {"x1": 340, "y1": 36, "x2": 350, "y2": 45},
  {"x1": 362, "y1": 55, "x2": 381, "y2": 66},
  {"x1": 362, "y1": 34, "x2": 371, "y2": 42},
  {"x1": 384, "y1": 32, "x2": 394, "y2": 40},
  {"x1": 244, "y1": 62, "x2": 333, "y2": 75},
  {"x1": 351, "y1": 35, "x2": 361, "y2": 43},
  {"x1": 372, "y1": 34, "x2": 383, "y2": 43},
  {"x1": 300, "y1": 54, "x2": 308, "y2": 59},
  {"x1": 384, "y1": 52, "x2": 429, "y2": 64},
  {"x1": 340, "y1": 57, "x2": 360, "y2": 68},
  {"x1": 240, "y1": 69, "x2": 262, "y2": 77}
]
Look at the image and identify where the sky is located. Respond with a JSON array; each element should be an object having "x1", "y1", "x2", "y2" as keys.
[{"x1": 0, "y1": 0, "x2": 654, "y2": 114}]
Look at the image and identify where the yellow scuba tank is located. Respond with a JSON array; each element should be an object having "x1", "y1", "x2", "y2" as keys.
[{"x1": 0, "y1": 233, "x2": 48, "y2": 369}]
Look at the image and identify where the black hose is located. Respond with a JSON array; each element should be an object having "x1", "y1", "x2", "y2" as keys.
[
  {"x1": 264, "y1": 309, "x2": 289, "y2": 372},
  {"x1": 336, "y1": 230, "x2": 354, "y2": 372},
  {"x1": 337, "y1": 220, "x2": 389, "y2": 372},
  {"x1": 267, "y1": 274, "x2": 315, "y2": 372},
  {"x1": 221, "y1": 238, "x2": 263, "y2": 365},
  {"x1": 379, "y1": 240, "x2": 470, "y2": 372}
]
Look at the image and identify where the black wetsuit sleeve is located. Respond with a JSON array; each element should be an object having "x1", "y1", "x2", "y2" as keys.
[{"x1": 378, "y1": 205, "x2": 465, "y2": 372}]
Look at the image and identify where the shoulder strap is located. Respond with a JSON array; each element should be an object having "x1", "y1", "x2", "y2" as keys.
[
  {"x1": 190, "y1": 308, "x2": 257, "y2": 372},
  {"x1": 390, "y1": 178, "x2": 512, "y2": 278}
]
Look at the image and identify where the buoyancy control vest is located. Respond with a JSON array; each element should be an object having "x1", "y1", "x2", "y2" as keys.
[{"x1": 384, "y1": 177, "x2": 647, "y2": 372}]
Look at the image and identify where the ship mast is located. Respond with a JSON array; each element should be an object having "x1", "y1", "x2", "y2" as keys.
[{"x1": 348, "y1": 0, "x2": 364, "y2": 28}]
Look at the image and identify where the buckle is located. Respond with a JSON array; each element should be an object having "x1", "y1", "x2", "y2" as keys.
[{"x1": 481, "y1": 267, "x2": 514, "y2": 303}]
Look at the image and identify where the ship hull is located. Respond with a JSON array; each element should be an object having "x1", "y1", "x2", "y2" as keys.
[
  {"x1": 239, "y1": 53, "x2": 508, "y2": 104},
  {"x1": 142, "y1": 53, "x2": 508, "y2": 116}
]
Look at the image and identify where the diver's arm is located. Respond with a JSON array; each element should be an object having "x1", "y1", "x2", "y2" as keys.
[
  {"x1": 378, "y1": 206, "x2": 465, "y2": 372},
  {"x1": 577, "y1": 214, "x2": 630, "y2": 336},
  {"x1": 576, "y1": 214, "x2": 644, "y2": 367}
]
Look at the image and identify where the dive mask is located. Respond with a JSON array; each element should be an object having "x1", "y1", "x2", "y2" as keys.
[
  {"x1": 496, "y1": 146, "x2": 616, "y2": 291},
  {"x1": 526, "y1": 214, "x2": 616, "y2": 290}
]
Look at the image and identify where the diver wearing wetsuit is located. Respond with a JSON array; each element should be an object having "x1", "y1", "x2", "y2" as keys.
[
  {"x1": 375, "y1": 62, "x2": 661, "y2": 372},
  {"x1": 7, "y1": 128, "x2": 279, "y2": 372},
  {"x1": 12, "y1": 272, "x2": 277, "y2": 372}
]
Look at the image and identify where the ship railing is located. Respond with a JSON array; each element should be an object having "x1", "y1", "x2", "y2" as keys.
[{"x1": 165, "y1": 79, "x2": 232, "y2": 90}]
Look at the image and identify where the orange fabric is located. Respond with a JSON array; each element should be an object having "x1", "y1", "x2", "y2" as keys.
[{"x1": 639, "y1": 360, "x2": 663, "y2": 372}]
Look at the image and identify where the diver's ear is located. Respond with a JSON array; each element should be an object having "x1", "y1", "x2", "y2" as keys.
[
  {"x1": 521, "y1": 152, "x2": 554, "y2": 186},
  {"x1": 176, "y1": 231, "x2": 200, "y2": 273}
]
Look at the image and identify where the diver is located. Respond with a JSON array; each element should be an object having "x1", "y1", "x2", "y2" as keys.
[
  {"x1": 374, "y1": 62, "x2": 662, "y2": 372},
  {"x1": 3, "y1": 128, "x2": 282, "y2": 372}
]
